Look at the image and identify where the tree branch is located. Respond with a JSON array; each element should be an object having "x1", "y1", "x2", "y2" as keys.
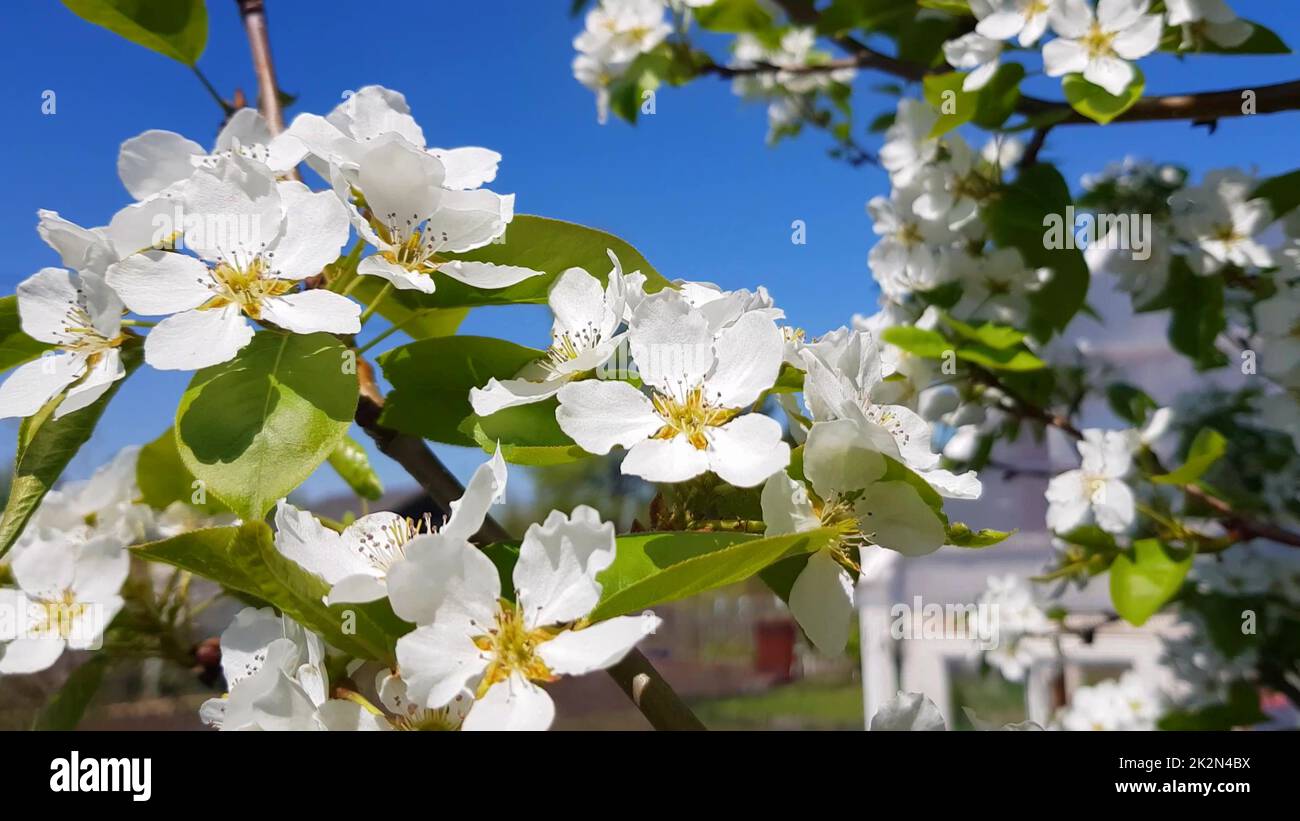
[
  {"x1": 235, "y1": 0, "x2": 288, "y2": 135},
  {"x1": 352, "y1": 359, "x2": 706, "y2": 730},
  {"x1": 750, "y1": 0, "x2": 1300, "y2": 127},
  {"x1": 968, "y1": 364, "x2": 1300, "y2": 549}
]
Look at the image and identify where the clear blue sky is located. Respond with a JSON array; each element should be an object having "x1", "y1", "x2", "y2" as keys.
[{"x1": 2, "y1": 0, "x2": 1298, "y2": 500}]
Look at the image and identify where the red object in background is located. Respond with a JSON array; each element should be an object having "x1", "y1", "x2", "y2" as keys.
[{"x1": 754, "y1": 619, "x2": 796, "y2": 681}]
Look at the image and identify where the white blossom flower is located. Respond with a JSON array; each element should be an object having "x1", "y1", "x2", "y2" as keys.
[
  {"x1": 942, "y1": 32, "x2": 1004, "y2": 91},
  {"x1": 1056, "y1": 670, "x2": 1162, "y2": 730},
  {"x1": 761, "y1": 415, "x2": 947, "y2": 653},
  {"x1": 556, "y1": 290, "x2": 790, "y2": 487},
  {"x1": 1254, "y1": 285, "x2": 1300, "y2": 386},
  {"x1": 1171, "y1": 169, "x2": 1274, "y2": 275},
  {"x1": 909, "y1": 137, "x2": 988, "y2": 231},
  {"x1": 374, "y1": 670, "x2": 472, "y2": 731},
  {"x1": 284, "y1": 86, "x2": 502, "y2": 191},
  {"x1": 0, "y1": 267, "x2": 127, "y2": 420},
  {"x1": 1045, "y1": 428, "x2": 1137, "y2": 534},
  {"x1": 0, "y1": 533, "x2": 127, "y2": 675},
  {"x1": 879, "y1": 99, "x2": 941, "y2": 189},
  {"x1": 573, "y1": 0, "x2": 671, "y2": 65},
  {"x1": 867, "y1": 190, "x2": 956, "y2": 299},
  {"x1": 471, "y1": 253, "x2": 628, "y2": 416},
  {"x1": 106, "y1": 155, "x2": 358, "y2": 370},
  {"x1": 951, "y1": 246, "x2": 1049, "y2": 326},
  {"x1": 275, "y1": 449, "x2": 507, "y2": 605},
  {"x1": 1166, "y1": 0, "x2": 1253, "y2": 49},
  {"x1": 1044, "y1": 0, "x2": 1164, "y2": 96},
  {"x1": 332, "y1": 133, "x2": 540, "y2": 295},
  {"x1": 117, "y1": 108, "x2": 306, "y2": 201},
  {"x1": 976, "y1": 0, "x2": 1062, "y2": 46},
  {"x1": 731, "y1": 27, "x2": 855, "y2": 98},
  {"x1": 14, "y1": 447, "x2": 154, "y2": 554},
  {"x1": 800, "y1": 328, "x2": 982, "y2": 499},
  {"x1": 572, "y1": 53, "x2": 619, "y2": 125},
  {"x1": 977, "y1": 574, "x2": 1051, "y2": 682},
  {"x1": 389, "y1": 505, "x2": 660, "y2": 730}
]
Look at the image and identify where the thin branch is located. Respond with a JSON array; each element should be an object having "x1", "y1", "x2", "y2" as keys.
[
  {"x1": 755, "y1": 0, "x2": 1300, "y2": 127},
  {"x1": 968, "y1": 363, "x2": 1300, "y2": 549},
  {"x1": 1019, "y1": 125, "x2": 1052, "y2": 170},
  {"x1": 235, "y1": 0, "x2": 288, "y2": 134},
  {"x1": 352, "y1": 359, "x2": 706, "y2": 730}
]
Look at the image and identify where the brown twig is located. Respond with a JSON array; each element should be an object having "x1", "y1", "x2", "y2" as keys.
[
  {"x1": 235, "y1": 0, "x2": 288, "y2": 135},
  {"x1": 352, "y1": 359, "x2": 706, "y2": 730}
]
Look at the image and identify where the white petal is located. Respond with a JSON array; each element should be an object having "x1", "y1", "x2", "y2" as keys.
[
  {"x1": 622, "y1": 435, "x2": 711, "y2": 483},
  {"x1": 268, "y1": 182, "x2": 350, "y2": 280},
  {"x1": 386, "y1": 532, "x2": 501, "y2": 627},
  {"x1": 1097, "y1": 0, "x2": 1146, "y2": 31},
  {"x1": 217, "y1": 607, "x2": 285, "y2": 687},
  {"x1": 1049, "y1": 0, "x2": 1093, "y2": 38},
  {"x1": 143, "y1": 306, "x2": 253, "y2": 371},
  {"x1": 424, "y1": 189, "x2": 512, "y2": 254},
  {"x1": 760, "y1": 472, "x2": 819, "y2": 536},
  {"x1": 855, "y1": 481, "x2": 946, "y2": 556},
  {"x1": 214, "y1": 108, "x2": 272, "y2": 154},
  {"x1": 1112, "y1": 13, "x2": 1163, "y2": 59},
  {"x1": 118, "y1": 129, "x2": 204, "y2": 200},
  {"x1": 17, "y1": 267, "x2": 88, "y2": 343},
  {"x1": 438, "y1": 260, "x2": 544, "y2": 289},
  {"x1": 1042, "y1": 38, "x2": 1089, "y2": 77},
  {"x1": 395, "y1": 622, "x2": 489, "y2": 709},
  {"x1": 272, "y1": 499, "x2": 357, "y2": 583},
  {"x1": 804, "y1": 417, "x2": 888, "y2": 498},
  {"x1": 514, "y1": 506, "x2": 616, "y2": 627},
  {"x1": 549, "y1": 266, "x2": 608, "y2": 340},
  {"x1": 628, "y1": 291, "x2": 715, "y2": 396},
  {"x1": 0, "y1": 355, "x2": 82, "y2": 420},
  {"x1": 1045, "y1": 470, "x2": 1092, "y2": 532},
  {"x1": 326, "y1": 574, "x2": 389, "y2": 605},
  {"x1": 1084, "y1": 55, "x2": 1135, "y2": 97},
  {"x1": 976, "y1": 9, "x2": 1028, "y2": 40},
  {"x1": 462, "y1": 673, "x2": 555, "y2": 731},
  {"x1": 315, "y1": 699, "x2": 392, "y2": 731},
  {"x1": 0, "y1": 637, "x2": 65, "y2": 674},
  {"x1": 105, "y1": 251, "x2": 214, "y2": 315},
  {"x1": 12, "y1": 536, "x2": 77, "y2": 591},
  {"x1": 787, "y1": 550, "x2": 855, "y2": 654},
  {"x1": 441, "y1": 448, "x2": 509, "y2": 543},
  {"x1": 537, "y1": 613, "x2": 661, "y2": 675},
  {"x1": 706, "y1": 312, "x2": 784, "y2": 408},
  {"x1": 357, "y1": 135, "x2": 444, "y2": 228},
  {"x1": 920, "y1": 467, "x2": 983, "y2": 500},
  {"x1": 1095, "y1": 478, "x2": 1136, "y2": 534},
  {"x1": 55, "y1": 350, "x2": 124, "y2": 419},
  {"x1": 556, "y1": 380, "x2": 662, "y2": 455},
  {"x1": 36, "y1": 211, "x2": 115, "y2": 275},
  {"x1": 429, "y1": 146, "x2": 501, "y2": 190},
  {"x1": 706, "y1": 414, "x2": 790, "y2": 488},
  {"x1": 357, "y1": 255, "x2": 436, "y2": 293},
  {"x1": 181, "y1": 154, "x2": 282, "y2": 269},
  {"x1": 260, "y1": 289, "x2": 361, "y2": 335},
  {"x1": 470, "y1": 377, "x2": 565, "y2": 417}
]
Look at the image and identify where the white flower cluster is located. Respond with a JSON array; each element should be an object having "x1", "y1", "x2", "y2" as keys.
[
  {"x1": 1054, "y1": 669, "x2": 1164, "y2": 730},
  {"x1": 572, "y1": 0, "x2": 676, "y2": 123},
  {"x1": 949, "y1": 1, "x2": 1250, "y2": 98},
  {"x1": 204, "y1": 450, "x2": 662, "y2": 731},
  {"x1": 730, "y1": 27, "x2": 855, "y2": 139},
  {"x1": 0, "y1": 448, "x2": 230, "y2": 675},
  {"x1": 976, "y1": 574, "x2": 1051, "y2": 682},
  {"x1": 0, "y1": 86, "x2": 538, "y2": 411}
]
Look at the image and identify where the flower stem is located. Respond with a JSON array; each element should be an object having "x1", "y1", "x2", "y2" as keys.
[
  {"x1": 358, "y1": 283, "x2": 393, "y2": 326},
  {"x1": 191, "y1": 66, "x2": 232, "y2": 115}
]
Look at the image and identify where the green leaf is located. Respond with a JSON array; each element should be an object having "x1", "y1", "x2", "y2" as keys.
[
  {"x1": 1062, "y1": 67, "x2": 1144, "y2": 125},
  {"x1": 351, "y1": 279, "x2": 469, "y2": 342},
  {"x1": 942, "y1": 315, "x2": 1025, "y2": 349},
  {"x1": 135, "y1": 522, "x2": 406, "y2": 663},
  {"x1": 945, "y1": 522, "x2": 1015, "y2": 548},
  {"x1": 817, "y1": 0, "x2": 916, "y2": 35},
  {"x1": 0, "y1": 296, "x2": 52, "y2": 374},
  {"x1": 464, "y1": 399, "x2": 588, "y2": 466},
  {"x1": 918, "y1": 0, "x2": 970, "y2": 12},
  {"x1": 984, "y1": 163, "x2": 1090, "y2": 336},
  {"x1": 1151, "y1": 428, "x2": 1227, "y2": 485},
  {"x1": 60, "y1": 0, "x2": 207, "y2": 65},
  {"x1": 1106, "y1": 382, "x2": 1157, "y2": 426},
  {"x1": 1166, "y1": 260, "x2": 1227, "y2": 370},
  {"x1": 327, "y1": 436, "x2": 384, "y2": 501},
  {"x1": 378, "y1": 336, "x2": 542, "y2": 446},
  {"x1": 1109, "y1": 538, "x2": 1192, "y2": 626},
  {"x1": 898, "y1": 11, "x2": 959, "y2": 68},
  {"x1": 32, "y1": 654, "x2": 110, "y2": 730},
  {"x1": 880, "y1": 325, "x2": 951, "y2": 358},
  {"x1": 955, "y1": 343, "x2": 1046, "y2": 371},
  {"x1": 1163, "y1": 19, "x2": 1289, "y2": 55},
  {"x1": 922, "y1": 71, "x2": 976, "y2": 136},
  {"x1": 770, "y1": 362, "x2": 805, "y2": 394},
  {"x1": 1157, "y1": 682, "x2": 1266, "y2": 730},
  {"x1": 589, "y1": 528, "x2": 842, "y2": 621},
  {"x1": 176, "y1": 332, "x2": 357, "y2": 521},
  {"x1": 136, "y1": 426, "x2": 228, "y2": 515},
  {"x1": 1251, "y1": 168, "x2": 1300, "y2": 220},
  {"x1": 0, "y1": 345, "x2": 141, "y2": 559},
  {"x1": 694, "y1": 0, "x2": 774, "y2": 32},
  {"x1": 971, "y1": 62, "x2": 1025, "y2": 130}
]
